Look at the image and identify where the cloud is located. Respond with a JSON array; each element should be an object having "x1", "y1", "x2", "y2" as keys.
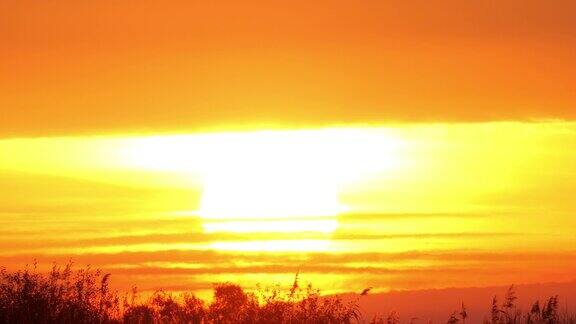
[
  {"x1": 3, "y1": 250, "x2": 575, "y2": 269},
  {"x1": 2, "y1": 249, "x2": 575, "y2": 292},
  {"x1": 0, "y1": 230, "x2": 518, "y2": 251}
]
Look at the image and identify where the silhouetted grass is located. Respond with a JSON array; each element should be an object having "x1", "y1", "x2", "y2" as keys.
[
  {"x1": 0, "y1": 262, "x2": 119, "y2": 324},
  {"x1": 480, "y1": 285, "x2": 575, "y2": 324},
  {"x1": 1, "y1": 263, "x2": 574, "y2": 323}
]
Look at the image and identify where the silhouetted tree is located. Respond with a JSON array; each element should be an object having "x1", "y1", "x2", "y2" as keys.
[{"x1": 208, "y1": 283, "x2": 257, "y2": 324}]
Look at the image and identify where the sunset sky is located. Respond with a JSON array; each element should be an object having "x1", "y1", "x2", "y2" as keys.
[{"x1": 1, "y1": 0, "x2": 575, "y2": 298}]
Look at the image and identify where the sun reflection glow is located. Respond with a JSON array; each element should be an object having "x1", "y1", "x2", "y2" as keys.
[
  {"x1": 209, "y1": 240, "x2": 333, "y2": 252},
  {"x1": 202, "y1": 219, "x2": 339, "y2": 233}
]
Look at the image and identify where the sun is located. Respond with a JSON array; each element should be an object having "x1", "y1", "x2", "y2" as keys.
[
  {"x1": 197, "y1": 135, "x2": 342, "y2": 220},
  {"x1": 124, "y1": 128, "x2": 405, "y2": 237}
]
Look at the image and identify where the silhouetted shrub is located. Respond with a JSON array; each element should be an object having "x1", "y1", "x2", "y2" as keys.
[
  {"x1": 0, "y1": 262, "x2": 119, "y2": 324},
  {"x1": 123, "y1": 305, "x2": 155, "y2": 324},
  {"x1": 1, "y1": 263, "x2": 575, "y2": 324}
]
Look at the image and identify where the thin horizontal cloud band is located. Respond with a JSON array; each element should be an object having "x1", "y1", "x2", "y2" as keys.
[
  {"x1": 0, "y1": 232, "x2": 522, "y2": 250},
  {"x1": 2, "y1": 250, "x2": 575, "y2": 267}
]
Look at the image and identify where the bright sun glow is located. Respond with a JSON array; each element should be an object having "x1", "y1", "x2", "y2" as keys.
[
  {"x1": 124, "y1": 128, "x2": 405, "y2": 237},
  {"x1": 209, "y1": 239, "x2": 333, "y2": 252}
]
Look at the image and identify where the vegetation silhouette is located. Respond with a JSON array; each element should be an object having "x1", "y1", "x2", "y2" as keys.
[{"x1": 0, "y1": 263, "x2": 574, "y2": 324}]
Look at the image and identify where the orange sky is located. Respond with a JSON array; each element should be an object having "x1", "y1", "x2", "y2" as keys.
[
  {"x1": 1, "y1": 0, "x2": 575, "y2": 137},
  {"x1": 1, "y1": 0, "x2": 576, "y2": 299}
]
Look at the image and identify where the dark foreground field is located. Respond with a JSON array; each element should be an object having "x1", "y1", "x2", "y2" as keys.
[{"x1": 0, "y1": 263, "x2": 574, "y2": 324}]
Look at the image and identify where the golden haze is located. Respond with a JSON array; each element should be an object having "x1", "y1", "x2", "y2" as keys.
[{"x1": 1, "y1": 123, "x2": 576, "y2": 295}]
